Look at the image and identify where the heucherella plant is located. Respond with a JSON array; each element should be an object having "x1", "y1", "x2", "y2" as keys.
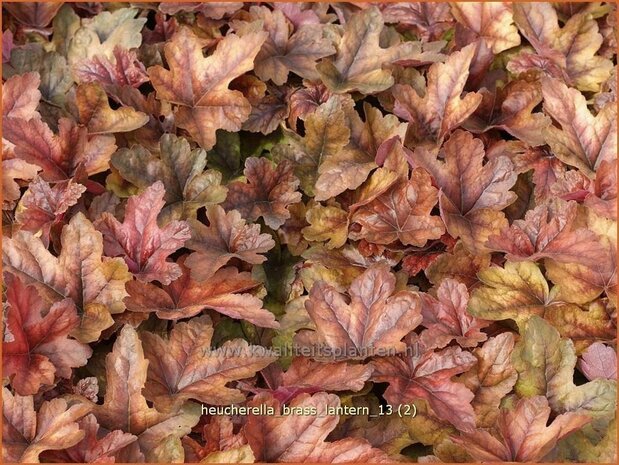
[{"x1": 2, "y1": 2, "x2": 616, "y2": 463}]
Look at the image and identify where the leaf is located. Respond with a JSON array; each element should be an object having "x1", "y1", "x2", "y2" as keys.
[
  {"x1": 463, "y1": 77, "x2": 550, "y2": 147},
  {"x1": 372, "y1": 346, "x2": 477, "y2": 432},
  {"x1": 551, "y1": 158, "x2": 617, "y2": 220},
  {"x1": 15, "y1": 177, "x2": 86, "y2": 245},
  {"x1": 244, "y1": 392, "x2": 390, "y2": 462},
  {"x1": 111, "y1": 134, "x2": 227, "y2": 223},
  {"x1": 42, "y1": 414, "x2": 137, "y2": 463},
  {"x1": 409, "y1": 130, "x2": 517, "y2": 254},
  {"x1": 2, "y1": 388, "x2": 91, "y2": 463},
  {"x1": 2, "y1": 72, "x2": 41, "y2": 120},
  {"x1": 302, "y1": 202, "x2": 349, "y2": 249},
  {"x1": 201, "y1": 445, "x2": 255, "y2": 463},
  {"x1": 544, "y1": 210, "x2": 617, "y2": 305},
  {"x1": 125, "y1": 257, "x2": 278, "y2": 328},
  {"x1": 512, "y1": 316, "x2": 617, "y2": 419},
  {"x1": 487, "y1": 199, "x2": 607, "y2": 266},
  {"x1": 67, "y1": 8, "x2": 146, "y2": 66},
  {"x1": 419, "y1": 278, "x2": 490, "y2": 350},
  {"x1": 221, "y1": 157, "x2": 302, "y2": 229},
  {"x1": 2, "y1": 274, "x2": 92, "y2": 395},
  {"x1": 511, "y1": 3, "x2": 613, "y2": 92},
  {"x1": 75, "y1": 82, "x2": 149, "y2": 135},
  {"x1": 182, "y1": 416, "x2": 247, "y2": 462},
  {"x1": 544, "y1": 299, "x2": 616, "y2": 353},
  {"x1": 96, "y1": 181, "x2": 191, "y2": 284},
  {"x1": 459, "y1": 333, "x2": 518, "y2": 427},
  {"x1": 141, "y1": 316, "x2": 276, "y2": 411},
  {"x1": 316, "y1": 7, "x2": 427, "y2": 94},
  {"x1": 450, "y1": 3, "x2": 520, "y2": 54},
  {"x1": 2, "y1": 116, "x2": 117, "y2": 182},
  {"x1": 73, "y1": 46, "x2": 149, "y2": 88},
  {"x1": 295, "y1": 264, "x2": 422, "y2": 359},
  {"x1": 578, "y1": 342, "x2": 617, "y2": 381},
  {"x1": 84, "y1": 325, "x2": 201, "y2": 458},
  {"x1": 2, "y1": 158, "x2": 40, "y2": 210},
  {"x1": 185, "y1": 204, "x2": 275, "y2": 281},
  {"x1": 351, "y1": 168, "x2": 445, "y2": 247},
  {"x1": 281, "y1": 357, "x2": 373, "y2": 392},
  {"x1": 393, "y1": 45, "x2": 482, "y2": 145},
  {"x1": 468, "y1": 261, "x2": 565, "y2": 325},
  {"x1": 236, "y1": 6, "x2": 335, "y2": 85},
  {"x1": 3, "y1": 2, "x2": 62, "y2": 28},
  {"x1": 425, "y1": 241, "x2": 491, "y2": 289},
  {"x1": 550, "y1": 418, "x2": 617, "y2": 463},
  {"x1": 274, "y1": 95, "x2": 395, "y2": 200},
  {"x1": 541, "y1": 76, "x2": 616, "y2": 177},
  {"x1": 451, "y1": 396, "x2": 591, "y2": 462},
  {"x1": 148, "y1": 27, "x2": 267, "y2": 149},
  {"x1": 381, "y1": 3, "x2": 453, "y2": 41},
  {"x1": 3, "y1": 213, "x2": 131, "y2": 342}
]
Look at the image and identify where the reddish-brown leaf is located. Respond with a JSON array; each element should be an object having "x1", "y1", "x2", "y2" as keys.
[
  {"x1": 3, "y1": 213, "x2": 132, "y2": 342},
  {"x1": 381, "y1": 3, "x2": 453, "y2": 41},
  {"x1": 2, "y1": 72, "x2": 41, "y2": 120},
  {"x1": 141, "y1": 316, "x2": 277, "y2": 411},
  {"x1": 83, "y1": 325, "x2": 201, "y2": 460},
  {"x1": 372, "y1": 346, "x2": 477, "y2": 432},
  {"x1": 511, "y1": 3, "x2": 613, "y2": 92},
  {"x1": 419, "y1": 278, "x2": 490, "y2": 350},
  {"x1": 2, "y1": 274, "x2": 92, "y2": 396},
  {"x1": 351, "y1": 167, "x2": 445, "y2": 247},
  {"x1": 393, "y1": 45, "x2": 482, "y2": 145},
  {"x1": 222, "y1": 157, "x2": 302, "y2": 229},
  {"x1": 450, "y1": 3, "x2": 520, "y2": 54},
  {"x1": 96, "y1": 181, "x2": 191, "y2": 284},
  {"x1": 42, "y1": 414, "x2": 137, "y2": 463},
  {"x1": 281, "y1": 357, "x2": 373, "y2": 393},
  {"x1": 409, "y1": 130, "x2": 517, "y2": 254},
  {"x1": 487, "y1": 199, "x2": 607, "y2": 266},
  {"x1": 295, "y1": 264, "x2": 422, "y2": 360},
  {"x1": 148, "y1": 27, "x2": 267, "y2": 149},
  {"x1": 73, "y1": 46, "x2": 149, "y2": 88},
  {"x1": 185, "y1": 204, "x2": 275, "y2": 281},
  {"x1": 244, "y1": 392, "x2": 390, "y2": 462},
  {"x1": 234, "y1": 6, "x2": 334, "y2": 85},
  {"x1": 15, "y1": 177, "x2": 86, "y2": 246},
  {"x1": 125, "y1": 257, "x2": 278, "y2": 328},
  {"x1": 2, "y1": 116, "x2": 117, "y2": 182},
  {"x1": 541, "y1": 76, "x2": 616, "y2": 177},
  {"x1": 451, "y1": 396, "x2": 590, "y2": 462},
  {"x1": 317, "y1": 7, "x2": 432, "y2": 94},
  {"x1": 2, "y1": 388, "x2": 91, "y2": 463}
]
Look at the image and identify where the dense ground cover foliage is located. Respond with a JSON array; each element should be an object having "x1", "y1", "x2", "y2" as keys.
[{"x1": 1, "y1": 2, "x2": 617, "y2": 463}]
